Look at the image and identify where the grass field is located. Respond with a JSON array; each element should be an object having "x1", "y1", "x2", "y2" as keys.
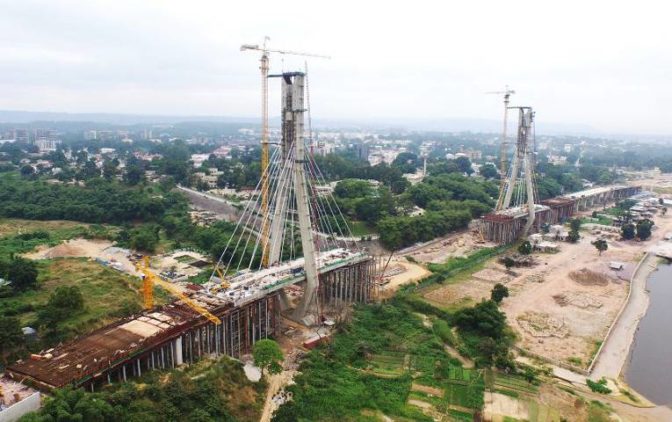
[
  {"x1": 0, "y1": 218, "x2": 116, "y2": 257},
  {"x1": 0, "y1": 258, "x2": 162, "y2": 333}
]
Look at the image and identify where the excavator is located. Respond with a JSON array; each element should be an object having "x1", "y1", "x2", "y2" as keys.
[{"x1": 135, "y1": 256, "x2": 221, "y2": 325}]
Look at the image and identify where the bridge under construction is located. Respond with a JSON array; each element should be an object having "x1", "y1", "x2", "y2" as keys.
[
  {"x1": 479, "y1": 101, "x2": 641, "y2": 244},
  {"x1": 7, "y1": 69, "x2": 376, "y2": 391}
]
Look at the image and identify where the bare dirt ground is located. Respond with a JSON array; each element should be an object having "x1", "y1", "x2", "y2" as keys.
[
  {"x1": 377, "y1": 259, "x2": 431, "y2": 298},
  {"x1": 397, "y1": 224, "x2": 496, "y2": 264},
  {"x1": 23, "y1": 238, "x2": 138, "y2": 275},
  {"x1": 424, "y1": 210, "x2": 672, "y2": 369}
]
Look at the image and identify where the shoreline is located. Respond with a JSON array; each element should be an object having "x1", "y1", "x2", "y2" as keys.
[{"x1": 590, "y1": 252, "x2": 658, "y2": 380}]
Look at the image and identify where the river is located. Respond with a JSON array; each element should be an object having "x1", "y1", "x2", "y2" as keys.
[{"x1": 626, "y1": 262, "x2": 672, "y2": 405}]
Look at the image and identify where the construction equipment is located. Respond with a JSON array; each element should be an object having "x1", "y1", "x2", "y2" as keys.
[
  {"x1": 487, "y1": 86, "x2": 515, "y2": 210},
  {"x1": 240, "y1": 37, "x2": 329, "y2": 268},
  {"x1": 136, "y1": 256, "x2": 221, "y2": 325}
]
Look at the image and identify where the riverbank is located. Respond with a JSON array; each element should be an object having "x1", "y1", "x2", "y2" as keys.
[{"x1": 590, "y1": 252, "x2": 657, "y2": 380}]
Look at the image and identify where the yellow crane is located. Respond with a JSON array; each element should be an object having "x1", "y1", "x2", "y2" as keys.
[
  {"x1": 136, "y1": 256, "x2": 221, "y2": 325},
  {"x1": 240, "y1": 37, "x2": 329, "y2": 268},
  {"x1": 487, "y1": 86, "x2": 515, "y2": 210}
]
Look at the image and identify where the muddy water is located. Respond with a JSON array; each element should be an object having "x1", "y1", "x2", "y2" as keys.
[{"x1": 626, "y1": 263, "x2": 672, "y2": 405}]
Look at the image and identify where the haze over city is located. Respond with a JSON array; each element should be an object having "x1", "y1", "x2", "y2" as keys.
[{"x1": 1, "y1": 0, "x2": 671, "y2": 135}]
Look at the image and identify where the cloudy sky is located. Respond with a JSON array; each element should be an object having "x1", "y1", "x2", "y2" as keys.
[{"x1": 0, "y1": 0, "x2": 670, "y2": 134}]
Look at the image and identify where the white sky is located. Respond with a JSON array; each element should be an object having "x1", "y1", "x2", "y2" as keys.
[{"x1": 0, "y1": 0, "x2": 670, "y2": 134}]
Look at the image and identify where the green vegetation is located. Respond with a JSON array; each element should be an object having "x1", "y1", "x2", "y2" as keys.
[
  {"x1": 591, "y1": 239, "x2": 608, "y2": 256},
  {"x1": 0, "y1": 258, "x2": 152, "y2": 349},
  {"x1": 0, "y1": 173, "x2": 181, "y2": 224},
  {"x1": 491, "y1": 283, "x2": 509, "y2": 304},
  {"x1": 586, "y1": 377, "x2": 612, "y2": 394},
  {"x1": 19, "y1": 356, "x2": 266, "y2": 422},
  {"x1": 587, "y1": 400, "x2": 613, "y2": 422},
  {"x1": 567, "y1": 356, "x2": 582, "y2": 366},
  {"x1": 453, "y1": 300, "x2": 514, "y2": 369},
  {"x1": 636, "y1": 219, "x2": 653, "y2": 241},
  {"x1": 621, "y1": 223, "x2": 636, "y2": 240},
  {"x1": 273, "y1": 303, "x2": 477, "y2": 421},
  {"x1": 0, "y1": 316, "x2": 23, "y2": 364},
  {"x1": 518, "y1": 240, "x2": 532, "y2": 255},
  {"x1": 253, "y1": 339, "x2": 283, "y2": 376},
  {"x1": 378, "y1": 206, "x2": 471, "y2": 250},
  {"x1": 423, "y1": 246, "x2": 509, "y2": 285}
]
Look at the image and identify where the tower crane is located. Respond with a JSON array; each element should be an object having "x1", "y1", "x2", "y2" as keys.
[
  {"x1": 136, "y1": 256, "x2": 221, "y2": 325},
  {"x1": 240, "y1": 37, "x2": 329, "y2": 268},
  {"x1": 486, "y1": 86, "x2": 515, "y2": 210}
]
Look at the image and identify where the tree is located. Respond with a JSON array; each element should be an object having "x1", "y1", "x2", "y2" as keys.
[
  {"x1": 592, "y1": 239, "x2": 608, "y2": 255},
  {"x1": 567, "y1": 230, "x2": 581, "y2": 243},
  {"x1": 455, "y1": 156, "x2": 473, "y2": 175},
  {"x1": 38, "y1": 286, "x2": 85, "y2": 330},
  {"x1": 637, "y1": 219, "x2": 654, "y2": 241},
  {"x1": 502, "y1": 256, "x2": 515, "y2": 273},
  {"x1": 0, "y1": 316, "x2": 24, "y2": 363},
  {"x1": 479, "y1": 163, "x2": 499, "y2": 179},
  {"x1": 123, "y1": 164, "x2": 145, "y2": 185},
  {"x1": 126, "y1": 225, "x2": 160, "y2": 252},
  {"x1": 491, "y1": 283, "x2": 509, "y2": 304},
  {"x1": 25, "y1": 387, "x2": 117, "y2": 422},
  {"x1": 20, "y1": 164, "x2": 35, "y2": 178},
  {"x1": 621, "y1": 223, "x2": 636, "y2": 240},
  {"x1": 5, "y1": 257, "x2": 38, "y2": 291},
  {"x1": 569, "y1": 218, "x2": 582, "y2": 232},
  {"x1": 518, "y1": 240, "x2": 532, "y2": 255},
  {"x1": 454, "y1": 300, "x2": 507, "y2": 339},
  {"x1": 252, "y1": 339, "x2": 283, "y2": 376}
]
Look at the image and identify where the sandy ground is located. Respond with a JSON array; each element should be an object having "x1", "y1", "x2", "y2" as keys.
[
  {"x1": 424, "y1": 211, "x2": 672, "y2": 369},
  {"x1": 377, "y1": 259, "x2": 431, "y2": 298},
  {"x1": 500, "y1": 235, "x2": 632, "y2": 367},
  {"x1": 23, "y1": 238, "x2": 138, "y2": 275}
]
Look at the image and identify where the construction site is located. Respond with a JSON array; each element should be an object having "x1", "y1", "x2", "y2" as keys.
[
  {"x1": 479, "y1": 96, "x2": 641, "y2": 244},
  {"x1": 5, "y1": 46, "x2": 378, "y2": 395}
]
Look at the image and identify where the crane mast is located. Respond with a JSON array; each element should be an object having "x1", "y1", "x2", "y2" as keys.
[
  {"x1": 487, "y1": 86, "x2": 515, "y2": 210},
  {"x1": 240, "y1": 38, "x2": 329, "y2": 269}
]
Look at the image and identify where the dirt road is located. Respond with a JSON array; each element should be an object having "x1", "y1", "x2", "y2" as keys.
[{"x1": 259, "y1": 370, "x2": 296, "y2": 422}]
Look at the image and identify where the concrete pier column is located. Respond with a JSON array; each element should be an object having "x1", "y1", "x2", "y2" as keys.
[{"x1": 175, "y1": 337, "x2": 184, "y2": 365}]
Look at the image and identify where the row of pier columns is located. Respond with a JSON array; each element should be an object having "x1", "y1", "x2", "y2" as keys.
[{"x1": 85, "y1": 294, "x2": 278, "y2": 391}]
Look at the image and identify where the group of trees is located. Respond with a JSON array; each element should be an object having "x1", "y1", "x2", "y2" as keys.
[
  {"x1": 19, "y1": 356, "x2": 265, "y2": 422},
  {"x1": 621, "y1": 219, "x2": 654, "y2": 241},
  {"x1": 0, "y1": 256, "x2": 38, "y2": 292},
  {"x1": 37, "y1": 286, "x2": 85, "y2": 341},
  {"x1": 332, "y1": 179, "x2": 397, "y2": 226},
  {"x1": 378, "y1": 207, "x2": 472, "y2": 250},
  {"x1": 453, "y1": 298, "x2": 514, "y2": 369},
  {"x1": 0, "y1": 174, "x2": 180, "y2": 224},
  {"x1": 376, "y1": 174, "x2": 496, "y2": 250}
]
